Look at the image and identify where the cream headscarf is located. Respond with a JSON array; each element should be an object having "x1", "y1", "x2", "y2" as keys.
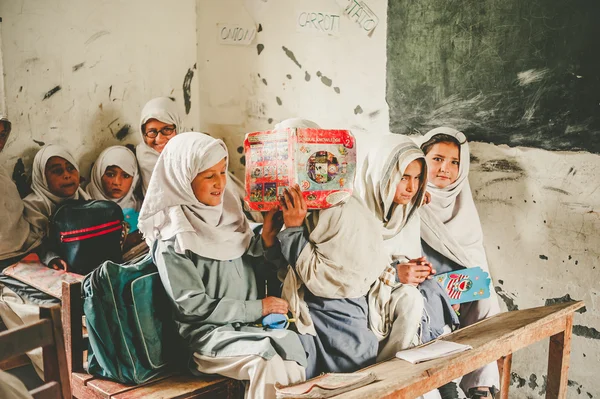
[
  {"x1": 23, "y1": 144, "x2": 89, "y2": 236},
  {"x1": 416, "y1": 127, "x2": 487, "y2": 270},
  {"x1": 355, "y1": 134, "x2": 428, "y2": 340},
  {"x1": 137, "y1": 97, "x2": 183, "y2": 195},
  {"x1": 138, "y1": 132, "x2": 253, "y2": 260},
  {"x1": 0, "y1": 118, "x2": 44, "y2": 260},
  {"x1": 86, "y1": 146, "x2": 140, "y2": 211}
]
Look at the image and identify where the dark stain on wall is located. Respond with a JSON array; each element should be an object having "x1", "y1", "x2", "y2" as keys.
[
  {"x1": 545, "y1": 294, "x2": 586, "y2": 313},
  {"x1": 262, "y1": 78, "x2": 268, "y2": 86},
  {"x1": 268, "y1": 118, "x2": 273, "y2": 124},
  {"x1": 316, "y1": 71, "x2": 332, "y2": 87},
  {"x1": 539, "y1": 254, "x2": 548, "y2": 260},
  {"x1": 276, "y1": 97, "x2": 282, "y2": 106},
  {"x1": 257, "y1": 44, "x2": 264, "y2": 55},
  {"x1": 169, "y1": 96, "x2": 176, "y2": 102},
  {"x1": 334, "y1": 87, "x2": 340, "y2": 94},
  {"x1": 494, "y1": 286, "x2": 519, "y2": 311},
  {"x1": 42, "y1": 86, "x2": 61, "y2": 100},
  {"x1": 479, "y1": 159, "x2": 523, "y2": 173},
  {"x1": 282, "y1": 46, "x2": 302, "y2": 69},
  {"x1": 511, "y1": 372, "x2": 526, "y2": 388},
  {"x1": 305, "y1": 71, "x2": 311, "y2": 81},
  {"x1": 528, "y1": 374, "x2": 539, "y2": 390},
  {"x1": 72, "y1": 62, "x2": 85, "y2": 72},
  {"x1": 183, "y1": 65, "x2": 195, "y2": 115},
  {"x1": 354, "y1": 105, "x2": 363, "y2": 115},
  {"x1": 287, "y1": 74, "x2": 292, "y2": 79},
  {"x1": 109, "y1": 85, "x2": 113, "y2": 99},
  {"x1": 257, "y1": 24, "x2": 263, "y2": 33},
  {"x1": 237, "y1": 146, "x2": 244, "y2": 154},
  {"x1": 115, "y1": 124, "x2": 131, "y2": 141},
  {"x1": 240, "y1": 155, "x2": 246, "y2": 166},
  {"x1": 32, "y1": 139, "x2": 45, "y2": 146},
  {"x1": 387, "y1": 0, "x2": 600, "y2": 153},
  {"x1": 543, "y1": 186, "x2": 571, "y2": 195},
  {"x1": 573, "y1": 325, "x2": 600, "y2": 340}
]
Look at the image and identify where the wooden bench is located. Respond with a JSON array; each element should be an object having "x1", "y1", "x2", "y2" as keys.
[
  {"x1": 61, "y1": 280, "x2": 244, "y2": 399},
  {"x1": 331, "y1": 301, "x2": 583, "y2": 399},
  {"x1": 0, "y1": 305, "x2": 71, "y2": 399}
]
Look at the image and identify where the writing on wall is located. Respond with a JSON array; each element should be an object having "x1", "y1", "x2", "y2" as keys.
[
  {"x1": 296, "y1": 11, "x2": 340, "y2": 36},
  {"x1": 217, "y1": 23, "x2": 256, "y2": 46},
  {"x1": 336, "y1": 0, "x2": 378, "y2": 36}
]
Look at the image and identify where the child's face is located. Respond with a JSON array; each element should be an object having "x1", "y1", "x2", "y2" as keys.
[
  {"x1": 101, "y1": 165, "x2": 134, "y2": 199},
  {"x1": 143, "y1": 118, "x2": 177, "y2": 153},
  {"x1": 425, "y1": 142, "x2": 460, "y2": 188},
  {"x1": 45, "y1": 156, "x2": 80, "y2": 197},
  {"x1": 394, "y1": 159, "x2": 423, "y2": 205},
  {"x1": 191, "y1": 157, "x2": 227, "y2": 206}
]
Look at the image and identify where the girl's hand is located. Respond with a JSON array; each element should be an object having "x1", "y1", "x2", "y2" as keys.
[
  {"x1": 261, "y1": 208, "x2": 284, "y2": 248},
  {"x1": 422, "y1": 191, "x2": 431, "y2": 206},
  {"x1": 395, "y1": 256, "x2": 435, "y2": 286},
  {"x1": 262, "y1": 296, "x2": 289, "y2": 316},
  {"x1": 280, "y1": 185, "x2": 307, "y2": 228},
  {"x1": 49, "y1": 258, "x2": 68, "y2": 272}
]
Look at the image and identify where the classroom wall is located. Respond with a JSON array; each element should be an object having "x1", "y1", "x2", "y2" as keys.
[
  {"x1": 198, "y1": 1, "x2": 600, "y2": 397},
  {"x1": 0, "y1": 0, "x2": 200, "y2": 178}
]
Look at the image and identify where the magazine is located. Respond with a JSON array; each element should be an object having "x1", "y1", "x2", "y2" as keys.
[{"x1": 435, "y1": 266, "x2": 491, "y2": 305}]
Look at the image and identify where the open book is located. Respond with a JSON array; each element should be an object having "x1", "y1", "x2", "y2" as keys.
[
  {"x1": 275, "y1": 372, "x2": 376, "y2": 398},
  {"x1": 396, "y1": 340, "x2": 472, "y2": 364}
]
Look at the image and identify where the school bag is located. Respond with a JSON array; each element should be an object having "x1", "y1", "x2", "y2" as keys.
[
  {"x1": 83, "y1": 253, "x2": 178, "y2": 384},
  {"x1": 50, "y1": 200, "x2": 124, "y2": 275}
]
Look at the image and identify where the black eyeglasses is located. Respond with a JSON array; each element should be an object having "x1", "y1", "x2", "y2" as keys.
[{"x1": 144, "y1": 126, "x2": 176, "y2": 139}]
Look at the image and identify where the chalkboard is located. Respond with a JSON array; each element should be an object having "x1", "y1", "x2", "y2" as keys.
[{"x1": 386, "y1": 0, "x2": 600, "y2": 153}]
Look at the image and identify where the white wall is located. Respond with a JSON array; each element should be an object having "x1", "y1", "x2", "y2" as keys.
[
  {"x1": 0, "y1": 0, "x2": 200, "y2": 178},
  {"x1": 198, "y1": 1, "x2": 600, "y2": 397}
]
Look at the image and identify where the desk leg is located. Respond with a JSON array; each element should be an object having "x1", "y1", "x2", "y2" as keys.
[
  {"x1": 545, "y1": 314, "x2": 574, "y2": 399},
  {"x1": 499, "y1": 354, "x2": 512, "y2": 399}
]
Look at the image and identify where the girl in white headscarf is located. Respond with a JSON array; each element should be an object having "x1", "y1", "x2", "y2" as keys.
[
  {"x1": 138, "y1": 132, "x2": 306, "y2": 399},
  {"x1": 137, "y1": 97, "x2": 261, "y2": 222},
  {"x1": 418, "y1": 127, "x2": 501, "y2": 398},
  {"x1": 23, "y1": 144, "x2": 89, "y2": 269},
  {"x1": 268, "y1": 118, "x2": 387, "y2": 379},
  {"x1": 0, "y1": 116, "x2": 43, "y2": 266},
  {"x1": 356, "y1": 134, "x2": 458, "y2": 360},
  {"x1": 86, "y1": 146, "x2": 140, "y2": 211}
]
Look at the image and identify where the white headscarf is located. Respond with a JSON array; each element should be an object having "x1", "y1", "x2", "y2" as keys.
[
  {"x1": 274, "y1": 118, "x2": 321, "y2": 130},
  {"x1": 138, "y1": 132, "x2": 253, "y2": 260},
  {"x1": 86, "y1": 146, "x2": 140, "y2": 211},
  {"x1": 416, "y1": 127, "x2": 487, "y2": 269},
  {"x1": 136, "y1": 97, "x2": 183, "y2": 195},
  {"x1": 355, "y1": 134, "x2": 427, "y2": 340},
  {"x1": 0, "y1": 167, "x2": 43, "y2": 261},
  {"x1": 23, "y1": 144, "x2": 89, "y2": 235}
]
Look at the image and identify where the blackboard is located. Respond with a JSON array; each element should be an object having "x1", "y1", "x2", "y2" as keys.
[{"x1": 386, "y1": 0, "x2": 600, "y2": 153}]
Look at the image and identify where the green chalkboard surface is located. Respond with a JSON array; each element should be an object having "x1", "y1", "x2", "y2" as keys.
[{"x1": 387, "y1": 0, "x2": 600, "y2": 153}]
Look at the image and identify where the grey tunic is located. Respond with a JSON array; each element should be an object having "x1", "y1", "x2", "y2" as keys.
[
  {"x1": 151, "y1": 234, "x2": 307, "y2": 373},
  {"x1": 274, "y1": 227, "x2": 378, "y2": 379}
]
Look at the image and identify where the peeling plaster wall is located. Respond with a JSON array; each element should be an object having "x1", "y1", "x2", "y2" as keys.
[
  {"x1": 198, "y1": 1, "x2": 600, "y2": 397},
  {"x1": 196, "y1": 0, "x2": 389, "y2": 178},
  {"x1": 0, "y1": 0, "x2": 199, "y2": 178}
]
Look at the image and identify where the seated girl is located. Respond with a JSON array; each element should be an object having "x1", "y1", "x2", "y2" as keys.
[
  {"x1": 418, "y1": 127, "x2": 501, "y2": 399},
  {"x1": 137, "y1": 97, "x2": 260, "y2": 222},
  {"x1": 23, "y1": 144, "x2": 89, "y2": 270},
  {"x1": 267, "y1": 119, "x2": 388, "y2": 379},
  {"x1": 86, "y1": 145, "x2": 142, "y2": 250},
  {"x1": 0, "y1": 115, "x2": 43, "y2": 268},
  {"x1": 355, "y1": 134, "x2": 458, "y2": 358},
  {"x1": 138, "y1": 133, "x2": 306, "y2": 399}
]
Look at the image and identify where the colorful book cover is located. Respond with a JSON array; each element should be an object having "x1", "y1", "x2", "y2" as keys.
[
  {"x1": 122, "y1": 207, "x2": 139, "y2": 233},
  {"x1": 435, "y1": 266, "x2": 491, "y2": 305},
  {"x1": 244, "y1": 128, "x2": 356, "y2": 210}
]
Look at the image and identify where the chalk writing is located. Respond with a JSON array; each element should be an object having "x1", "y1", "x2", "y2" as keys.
[
  {"x1": 336, "y1": 0, "x2": 378, "y2": 35},
  {"x1": 297, "y1": 11, "x2": 340, "y2": 35},
  {"x1": 218, "y1": 23, "x2": 256, "y2": 46}
]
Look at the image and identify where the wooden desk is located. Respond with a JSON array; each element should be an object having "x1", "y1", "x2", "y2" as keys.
[{"x1": 335, "y1": 301, "x2": 583, "y2": 399}]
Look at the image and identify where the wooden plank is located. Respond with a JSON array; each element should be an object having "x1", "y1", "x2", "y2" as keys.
[
  {"x1": 0, "y1": 353, "x2": 31, "y2": 371},
  {"x1": 110, "y1": 374, "x2": 230, "y2": 399},
  {"x1": 333, "y1": 301, "x2": 582, "y2": 398},
  {"x1": 41, "y1": 306, "x2": 72, "y2": 399},
  {"x1": 0, "y1": 319, "x2": 53, "y2": 361},
  {"x1": 85, "y1": 372, "x2": 177, "y2": 399},
  {"x1": 499, "y1": 353, "x2": 512, "y2": 399},
  {"x1": 62, "y1": 280, "x2": 84, "y2": 373},
  {"x1": 545, "y1": 314, "x2": 574, "y2": 399},
  {"x1": 30, "y1": 381, "x2": 61, "y2": 399}
]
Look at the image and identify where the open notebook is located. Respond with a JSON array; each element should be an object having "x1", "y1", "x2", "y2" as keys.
[
  {"x1": 275, "y1": 372, "x2": 377, "y2": 398},
  {"x1": 396, "y1": 340, "x2": 472, "y2": 364}
]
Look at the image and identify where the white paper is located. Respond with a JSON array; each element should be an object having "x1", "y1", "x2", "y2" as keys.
[{"x1": 396, "y1": 340, "x2": 472, "y2": 364}]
